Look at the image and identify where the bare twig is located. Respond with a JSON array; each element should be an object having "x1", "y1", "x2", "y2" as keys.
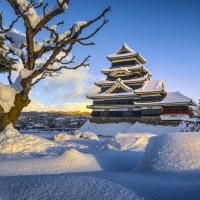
[
  {"x1": 0, "y1": 11, "x2": 25, "y2": 33},
  {"x1": 34, "y1": 1, "x2": 43, "y2": 9},
  {"x1": 78, "y1": 19, "x2": 109, "y2": 41},
  {"x1": 78, "y1": 41, "x2": 95, "y2": 46},
  {"x1": 47, "y1": 55, "x2": 90, "y2": 72},
  {"x1": 43, "y1": 2, "x2": 48, "y2": 18},
  {"x1": 52, "y1": 55, "x2": 75, "y2": 65},
  {"x1": 31, "y1": 71, "x2": 47, "y2": 86},
  {"x1": 7, "y1": 60, "x2": 13, "y2": 85}
]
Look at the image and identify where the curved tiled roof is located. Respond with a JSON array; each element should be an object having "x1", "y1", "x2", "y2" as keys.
[
  {"x1": 107, "y1": 42, "x2": 146, "y2": 63},
  {"x1": 134, "y1": 80, "x2": 166, "y2": 94}
]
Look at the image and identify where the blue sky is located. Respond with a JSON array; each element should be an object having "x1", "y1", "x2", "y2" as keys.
[{"x1": 0, "y1": 0, "x2": 200, "y2": 111}]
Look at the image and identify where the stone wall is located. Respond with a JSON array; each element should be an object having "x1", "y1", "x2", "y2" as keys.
[{"x1": 90, "y1": 116, "x2": 180, "y2": 126}]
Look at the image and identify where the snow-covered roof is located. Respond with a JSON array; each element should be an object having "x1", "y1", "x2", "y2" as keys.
[
  {"x1": 107, "y1": 42, "x2": 146, "y2": 63},
  {"x1": 95, "y1": 76, "x2": 147, "y2": 86},
  {"x1": 101, "y1": 65, "x2": 151, "y2": 75},
  {"x1": 104, "y1": 78, "x2": 133, "y2": 94},
  {"x1": 109, "y1": 68, "x2": 132, "y2": 76},
  {"x1": 134, "y1": 80, "x2": 166, "y2": 94},
  {"x1": 134, "y1": 92, "x2": 197, "y2": 106}
]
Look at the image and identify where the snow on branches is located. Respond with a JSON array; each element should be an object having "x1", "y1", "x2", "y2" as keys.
[{"x1": 0, "y1": 0, "x2": 110, "y2": 115}]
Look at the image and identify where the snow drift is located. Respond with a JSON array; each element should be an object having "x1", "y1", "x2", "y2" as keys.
[
  {"x1": 125, "y1": 122, "x2": 178, "y2": 135},
  {"x1": 79, "y1": 121, "x2": 179, "y2": 136},
  {"x1": 104, "y1": 132, "x2": 155, "y2": 151},
  {"x1": 0, "y1": 124, "x2": 57, "y2": 154},
  {"x1": 135, "y1": 132, "x2": 200, "y2": 174},
  {"x1": 79, "y1": 121, "x2": 133, "y2": 136},
  {"x1": 0, "y1": 148, "x2": 102, "y2": 175}
]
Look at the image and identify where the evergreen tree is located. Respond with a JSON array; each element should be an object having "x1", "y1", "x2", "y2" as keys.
[{"x1": 0, "y1": 36, "x2": 17, "y2": 73}]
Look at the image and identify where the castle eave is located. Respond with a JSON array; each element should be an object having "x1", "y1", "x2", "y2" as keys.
[
  {"x1": 87, "y1": 104, "x2": 135, "y2": 109},
  {"x1": 87, "y1": 92, "x2": 137, "y2": 100}
]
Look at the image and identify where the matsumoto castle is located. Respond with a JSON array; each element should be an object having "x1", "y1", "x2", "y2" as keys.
[{"x1": 86, "y1": 42, "x2": 196, "y2": 121}]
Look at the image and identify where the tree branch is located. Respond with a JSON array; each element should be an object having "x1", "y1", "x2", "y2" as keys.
[
  {"x1": 78, "y1": 19, "x2": 109, "y2": 41},
  {"x1": 34, "y1": 1, "x2": 43, "y2": 9},
  {"x1": 31, "y1": 71, "x2": 47, "y2": 87},
  {"x1": 78, "y1": 41, "x2": 95, "y2": 46},
  {"x1": 51, "y1": 54, "x2": 75, "y2": 65},
  {"x1": 47, "y1": 55, "x2": 90, "y2": 72},
  {"x1": 0, "y1": 11, "x2": 24, "y2": 34},
  {"x1": 7, "y1": 60, "x2": 14, "y2": 85},
  {"x1": 30, "y1": 6, "x2": 110, "y2": 79},
  {"x1": 43, "y1": 2, "x2": 48, "y2": 19},
  {"x1": 33, "y1": 0, "x2": 70, "y2": 35},
  {"x1": 43, "y1": 24, "x2": 59, "y2": 41}
]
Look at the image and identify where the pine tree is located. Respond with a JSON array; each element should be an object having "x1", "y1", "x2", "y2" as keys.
[{"x1": 0, "y1": 36, "x2": 17, "y2": 73}]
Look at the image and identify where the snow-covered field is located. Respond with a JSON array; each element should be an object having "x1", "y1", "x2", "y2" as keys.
[{"x1": 0, "y1": 124, "x2": 200, "y2": 200}]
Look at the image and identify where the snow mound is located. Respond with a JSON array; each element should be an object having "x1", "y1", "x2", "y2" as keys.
[
  {"x1": 74, "y1": 130, "x2": 99, "y2": 140},
  {"x1": 0, "y1": 124, "x2": 57, "y2": 154},
  {"x1": 104, "y1": 132, "x2": 155, "y2": 151},
  {"x1": 79, "y1": 121, "x2": 132, "y2": 136},
  {"x1": 51, "y1": 133, "x2": 77, "y2": 141},
  {"x1": 0, "y1": 83, "x2": 17, "y2": 113},
  {"x1": 135, "y1": 132, "x2": 200, "y2": 173},
  {"x1": 1, "y1": 124, "x2": 21, "y2": 137},
  {"x1": 125, "y1": 122, "x2": 178, "y2": 135},
  {"x1": 55, "y1": 148, "x2": 102, "y2": 171}
]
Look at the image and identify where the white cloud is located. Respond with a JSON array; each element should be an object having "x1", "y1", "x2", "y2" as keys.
[
  {"x1": 23, "y1": 98, "x2": 92, "y2": 112},
  {"x1": 43, "y1": 66, "x2": 98, "y2": 103},
  {"x1": 86, "y1": 85, "x2": 101, "y2": 94}
]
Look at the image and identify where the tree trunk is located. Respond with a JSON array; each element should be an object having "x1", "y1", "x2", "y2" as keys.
[{"x1": 0, "y1": 92, "x2": 30, "y2": 132}]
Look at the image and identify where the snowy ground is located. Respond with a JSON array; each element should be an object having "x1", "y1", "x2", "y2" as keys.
[
  {"x1": 0, "y1": 124, "x2": 200, "y2": 200},
  {"x1": 79, "y1": 121, "x2": 178, "y2": 136}
]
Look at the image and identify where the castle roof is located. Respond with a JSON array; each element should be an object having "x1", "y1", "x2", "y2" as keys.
[
  {"x1": 134, "y1": 92, "x2": 197, "y2": 106},
  {"x1": 107, "y1": 42, "x2": 146, "y2": 63},
  {"x1": 104, "y1": 78, "x2": 133, "y2": 94},
  {"x1": 134, "y1": 80, "x2": 166, "y2": 94},
  {"x1": 95, "y1": 75, "x2": 148, "y2": 87},
  {"x1": 87, "y1": 91, "x2": 135, "y2": 100},
  {"x1": 101, "y1": 65, "x2": 151, "y2": 75}
]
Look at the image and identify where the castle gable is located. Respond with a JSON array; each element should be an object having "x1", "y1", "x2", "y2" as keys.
[{"x1": 105, "y1": 78, "x2": 133, "y2": 94}]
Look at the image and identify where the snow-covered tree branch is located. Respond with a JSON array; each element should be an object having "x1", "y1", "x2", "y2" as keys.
[{"x1": 0, "y1": 0, "x2": 110, "y2": 131}]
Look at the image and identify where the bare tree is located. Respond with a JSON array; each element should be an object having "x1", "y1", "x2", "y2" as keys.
[{"x1": 0, "y1": 0, "x2": 110, "y2": 131}]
